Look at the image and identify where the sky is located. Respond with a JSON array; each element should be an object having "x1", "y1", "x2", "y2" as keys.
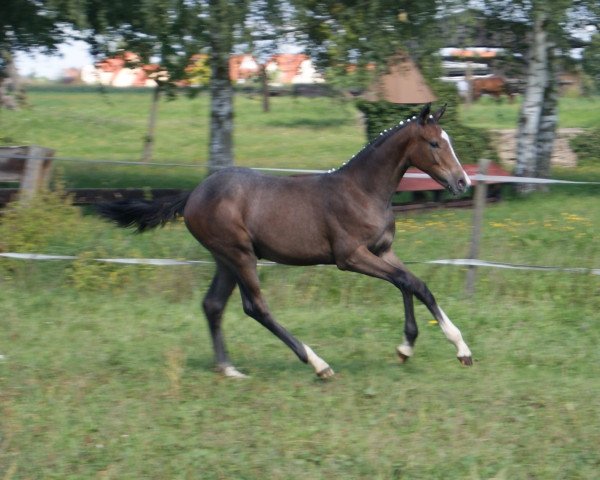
[
  {"x1": 14, "y1": 39, "x2": 303, "y2": 80},
  {"x1": 15, "y1": 39, "x2": 94, "y2": 80}
]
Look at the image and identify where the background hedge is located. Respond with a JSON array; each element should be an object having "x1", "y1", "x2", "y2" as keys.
[{"x1": 355, "y1": 81, "x2": 499, "y2": 164}]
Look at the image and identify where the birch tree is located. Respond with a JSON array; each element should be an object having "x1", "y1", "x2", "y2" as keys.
[
  {"x1": 507, "y1": 0, "x2": 596, "y2": 189},
  {"x1": 514, "y1": 11, "x2": 554, "y2": 190},
  {"x1": 206, "y1": 0, "x2": 238, "y2": 173},
  {"x1": 71, "y1": 0, "x2": 443, "y2": 171},
  {"x1": 76, "y1": 0, "x2": 293, "y2": 172},
  {"x1": 440, "y1": 1, "x2": 596, "y2": 189}
]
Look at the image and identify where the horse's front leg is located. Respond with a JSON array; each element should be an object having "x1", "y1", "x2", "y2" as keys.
[
  {"x1": 397, "y1": 290, "x2": 418, "y2": 362},
  {"x1": 381, "y1": 251, "x2": 418, "y2": 362},
  {"x1": 339, "y1": 246, "x2": 473, "y2": 366}
]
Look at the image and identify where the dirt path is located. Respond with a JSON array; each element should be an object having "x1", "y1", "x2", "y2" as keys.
[{"x1": 490, "y1": 128, "x2": 583, "y2": 168}]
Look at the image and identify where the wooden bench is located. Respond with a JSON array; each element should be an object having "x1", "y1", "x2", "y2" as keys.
[
  {"x1": 398, "y1": 162, "x2": 509, "y2": 197},
  {"x1": 0, "y1": 146, "x2": 54, "y2": 201},
  {"x1": 397, "y1": 163, "x2": 510, "y2": 192},
  {"x1": 392, "y1": 163, "x2": 511, "y2": 210}
]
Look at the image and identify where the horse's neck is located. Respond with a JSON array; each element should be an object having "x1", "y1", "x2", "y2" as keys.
[{"x1": 340, "y1": 132, "x2": 411, "y2": 202}]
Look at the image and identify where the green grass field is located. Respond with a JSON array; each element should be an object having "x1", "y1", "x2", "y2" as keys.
[
  {"x1": 1, "y1": 88, "x2": 600, "y2": 479},
  {"x1": 459, "y1": 95, "x2": 600, "y2": 130},
  {"x1": 1, "y1": 87, "x2": 364, "y2": 188}
]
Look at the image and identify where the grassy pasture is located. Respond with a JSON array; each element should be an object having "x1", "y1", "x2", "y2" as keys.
[
  {"x1": 459, "y1": 95, "x2": 600, "y2": 130},
  {"x1": 1, "y1": 88, "x2": 600, "y2": 479},
  {"x1": 0, "y1": 87, "x2": 363, "y2": 188}
]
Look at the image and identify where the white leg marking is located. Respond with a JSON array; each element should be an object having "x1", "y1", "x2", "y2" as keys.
[
  {"x1": 396, "y1": 337, "x2": 414, "y2": 358},
  {"x1": 220, "y1": 365, "x2": 248, "y2": 379},
  {"x1": 438, "y1": 308, "x2": 472, "y2": 358},
  {"x1": 303, "y1": 344, "x2": 333, "y2": 376}
]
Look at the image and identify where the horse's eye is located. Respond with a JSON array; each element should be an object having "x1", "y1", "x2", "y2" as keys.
[{"x1": 429, "y1": 141, "x2": 439, "y2": 148}]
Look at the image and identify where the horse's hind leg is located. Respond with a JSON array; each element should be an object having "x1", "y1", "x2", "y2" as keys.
[
  {"x1": 202, "y1": 261, "x2": 246, "y2": 378},
  {"x1": 233, "y1": 256, "x2": 334, "y2": 378}
]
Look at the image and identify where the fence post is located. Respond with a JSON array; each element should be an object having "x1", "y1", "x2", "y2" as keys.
[
  {"x1": 19, "y1": 146, "x2": 53, "y2": 202},
  {"x1": 465, "y1": 158, "x2": 490, "y2": 297},
  {"x1": 465, "y1": 61, "x2": 473, "y2": 105}
]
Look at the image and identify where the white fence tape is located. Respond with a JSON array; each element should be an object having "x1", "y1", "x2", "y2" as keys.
[
  {"x1": 423, "y1": 258, "x2": 600, "y2": 275},
  {"x1": 469, "y1": 174, "x2": 600, "y2": 185},
  {"x1": 1, "y1": 253, "x2": 78, "y2": 260},
  {"x1": 1, "y1": 252, "x2": 598, "y2": 275},
  {"x1": 1, "y1": 153, "x2": 600, "y2": 185}
]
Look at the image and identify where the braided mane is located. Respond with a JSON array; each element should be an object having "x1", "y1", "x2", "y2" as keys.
[{"x1": 331, "y1": 114, "x2": 418, "y2": 172}]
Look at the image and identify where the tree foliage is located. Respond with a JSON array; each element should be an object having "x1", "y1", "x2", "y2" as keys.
[
  {"x1": 6, "y1": 0, "x2": 599, "y2": 171},
  {"x1": 0, "y1": 0, "x2": 68, "y2": 53},
  {"x1": 355, "y1": 86, "x2": 498, "y2": 165},
  {"x1": 292, "y1": 0, "x2": 442, "y2": 86},
  {"x1": 0, "y1": 0, "x2": 74, "y2": 82},
  {"x1": 582, "y1": 33, "x2": 600, "y2": 92}
]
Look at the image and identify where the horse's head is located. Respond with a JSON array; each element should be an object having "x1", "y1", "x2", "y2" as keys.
[{"x1": 407, "y1": 104, "x2": 471, "y2": 195}]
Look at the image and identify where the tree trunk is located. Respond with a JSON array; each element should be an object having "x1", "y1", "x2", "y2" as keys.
[
  {"x1": 141, "y1": 85, "x2": 161, "y2": 163},
  {"x1": 208, "y1": 0, "x2": 234, "y2": 174},
  {"x1": 514, "y1": 12, "x2": 550, "y2": 193},
  {"x1": 535, "y1": 49, "x2": 558, "y2": 182},
  {"x1": 0, "y1": 50, "x2": 25, "y2": 110}
]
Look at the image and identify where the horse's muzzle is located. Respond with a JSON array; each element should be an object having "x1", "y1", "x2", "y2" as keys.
[{"x1": 447, "y1": 171, "x2": 472, "y2": 196}]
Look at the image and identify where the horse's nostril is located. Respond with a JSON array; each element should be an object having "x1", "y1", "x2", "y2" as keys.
[{"x1": 457, "y1": 178, "x2": 465, "y2": 190}]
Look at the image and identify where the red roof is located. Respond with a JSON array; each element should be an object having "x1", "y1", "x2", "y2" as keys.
[
  {"x1": 267, "y1": 54, "x2": 309, "y2": 83},
  {"x1": 95, "y1": 52, "x2": 160, "y2": 87}
]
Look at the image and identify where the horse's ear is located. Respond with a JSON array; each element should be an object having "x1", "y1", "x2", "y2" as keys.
[
  {"x1": 417, "y1": 103, "x2": 432, "y2": 125},
  {"x1": 432, "y1": 104, "x2": 447, "y2": 123}
]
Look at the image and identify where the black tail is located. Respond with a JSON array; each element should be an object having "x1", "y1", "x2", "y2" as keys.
[{"x1": 97, "y1": 192, "x2": 191, "y2": 232}]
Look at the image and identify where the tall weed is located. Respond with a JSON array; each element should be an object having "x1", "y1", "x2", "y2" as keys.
[
  {"x1": 0, "y1": 178, "x2": 79, "y2": 253},
  {"x1": 0, "y1": 181, "x2": 195, "y2": 295}
]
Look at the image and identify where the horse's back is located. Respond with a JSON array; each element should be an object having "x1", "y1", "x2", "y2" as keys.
[
  {"x1": 183, "y1": 167, "x2": 334, "y2": 264},
  {"x1": 187, "y1": 167, "x2": 323, "y2": 210},
  {"x1": 183, "y1": 167, "x2": 263, "y2": 234}
]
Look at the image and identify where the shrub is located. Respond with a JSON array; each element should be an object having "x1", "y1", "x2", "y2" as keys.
[
  {"x1": 68, "y1": 248, "x2": 133, "y2": 292},
  {"x1": 355, "y1": 82, "x2": 498, "y2": 164},
  {"x1": 0, "y1": 179, "x2": 142, "y2": 290},
  {"x1": 570, "y1": 127, "x2": 600, "y2": 166},
  {"x1": 0, "y1": 179, "x2": 80, "y2": 254}
]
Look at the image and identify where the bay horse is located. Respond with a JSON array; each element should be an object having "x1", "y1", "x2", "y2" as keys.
[
  {"x1": 98, "y1": 103, "x2": 473, "y2": 379},
  {"x1": 472, "y1": 75, "x2": 514, "y2": 102}
]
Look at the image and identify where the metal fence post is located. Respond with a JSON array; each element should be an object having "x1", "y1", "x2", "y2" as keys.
[{"x1": 465, "y1": 158, "x2": 490, "y2": 297}]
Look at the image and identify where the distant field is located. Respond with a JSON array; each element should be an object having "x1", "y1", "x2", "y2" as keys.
[
  {"x1": 1, "y1": 87, "x2": 363, "y2": 188},
  {"x1": 1, "y1": 87, "x2": 599, "y2": 479},
  {"x1": 1, "y1": 87, "x2": 599, "y2": 188},
  {"x1": 459, "y1": 95, "x2": 600, "y2": 130}
]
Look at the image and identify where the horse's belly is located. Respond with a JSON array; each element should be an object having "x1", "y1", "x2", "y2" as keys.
[{"x1": 252, "y1": 222, "x2": 333, "y2": 266}]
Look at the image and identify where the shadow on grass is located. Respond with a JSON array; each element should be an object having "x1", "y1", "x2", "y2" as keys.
[
  {"x1": 60, "y1": 163, "x2": 207, "y2": 189},
  {"x1": 185, "y1": 346, "x2": 413, "y2": 382},
  {"x1": 265, "y1": 118, "x2": 353, "y2": 129}
]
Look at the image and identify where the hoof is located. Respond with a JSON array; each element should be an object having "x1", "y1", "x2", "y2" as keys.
[
  {"x1": 457, "y1": 356, "x2": 473, "y2": 366},
  {"x1": 397, "y1": 351, "x2": 410, "y2": 363},
  {"x1": 396, "y1": 345, "x2": 412, "y2": 363},
  {"x1": 217, "y1": 365, "x2": 249, "y2": 379},
  {"x1": 317, "y1": 366, "x2": 335, "y2": 379}
]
